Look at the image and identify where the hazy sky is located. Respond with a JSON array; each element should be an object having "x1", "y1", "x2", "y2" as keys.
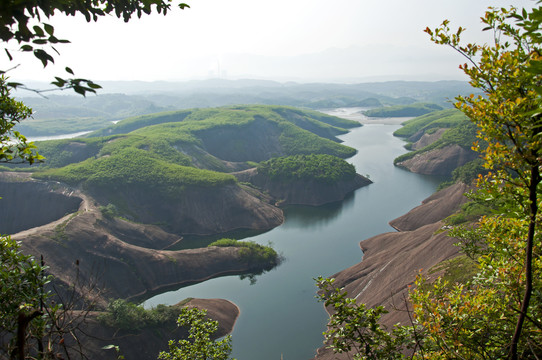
[{"x1": 3, "y1": 0, "x2": 536, "y2": 83}]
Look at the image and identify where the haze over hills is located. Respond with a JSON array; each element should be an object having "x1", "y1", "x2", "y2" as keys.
[{"x1": 15, "y1": 79, "x2": 479, "y2": 137}]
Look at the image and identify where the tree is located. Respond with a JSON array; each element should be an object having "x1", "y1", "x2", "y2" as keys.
[
  {"x1": 425, "y1": 5, "x2": 542, "y2": 359},
  {"x1": 317, "y1": 4, "x2": 542, "y2": 360},
  {"x1": 0, "y1": 0, "x2": 189, "y2": 358},
  {"x1": 315, "y1": 277, "x2": 416, "y2": 360},
  {"x1": 0, "y1": 75, "x2": 43, "y2": 164},
  {"x1": 158, "y1": 307, "x2": 235, "y2": 360},
  {"x1": 1, "y1": 0, "x2": 189, "y2": 95},
  {"x1": 0, "y1": 0, "x2": 190, "y2": 165},
  {"x1": 1, "y1": 236, "x2": 100, "y2": 360}
]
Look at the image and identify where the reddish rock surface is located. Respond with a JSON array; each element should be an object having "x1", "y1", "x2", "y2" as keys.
[
  {"x1": 396, "y1": 144, "x2": 478, "y2": 176},
  {"x1": 314, "y1": 182, "x2": 469, "y2": 360}
]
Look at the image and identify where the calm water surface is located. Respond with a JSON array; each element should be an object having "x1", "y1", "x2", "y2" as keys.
[{"x1": 145, "y1": 122, "x2": 444, "y2": 360}]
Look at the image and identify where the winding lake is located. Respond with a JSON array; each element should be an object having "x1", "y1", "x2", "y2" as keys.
[{"x1": 144, "y1": 111, "x2": 444, "y2": 360}]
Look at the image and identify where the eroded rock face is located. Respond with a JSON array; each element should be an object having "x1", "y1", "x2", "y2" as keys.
[
  {"x1": 0, "y1": 174, "x2": 82, "y2": 234},
  {"x1": 314, "y1": 183, "x2": 469, "y2": 360},
  {"x1": 59, "y1": 299, "x2": 240, "y2": 360},
  {"x1": 16, "y1": 207, "x2": 270, "y2": 302},
  {"x1": 396, "y1": 144, "x2": 478, "y2": 176},
  {"x1": 234, "y1": 168, "x2": 372, "y2": 206},
  {"x1": 410, "y1": 128, "x2": 447, "y2": 150},
  {"x1": 1, "y1": 174, "x2": 280, "y2": 304},
  {"x1": 89, "y1": 183, "x2": 284, "y2": 235},
  {"x1": 389, "y1": 182, "x2": 471, "y2": 231}
]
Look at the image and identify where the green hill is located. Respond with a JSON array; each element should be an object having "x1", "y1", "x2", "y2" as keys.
[
  {"x1": 28, "y1": 105, "x2": 359, "y2": 173},
  {"x1": 364, "y1": 103, "x2": 444, "y2": 118}
]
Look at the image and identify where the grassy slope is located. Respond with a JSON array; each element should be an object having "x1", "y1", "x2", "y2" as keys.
[
  {"x1": 28, "y1": 105, "x2": 359, "y2": 190},
  {"x1": 363, "y1": 103, "x2": 444, "y2": 118},
  {"x1": 393, "y1": 109, "x2": 476, "y2": 164},
  {"x1": 393, "y1": 109, "x2": 468, "y2": 138},
  {"x1": 257, "y1": 154, "x2": 356, "y2": 184},
  {"x1": 34, "y1": 148, "x2": 236, "y2": 199}
]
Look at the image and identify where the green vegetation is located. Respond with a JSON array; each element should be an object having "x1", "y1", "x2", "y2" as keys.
[
  {"x1": 277, "y1": 121, "x2": 356, "y2": 158},
  {"x1": 3, "y1": 105, "x2": 357, "y2": 176},
  {"x1": 15, "y1": 117, "x2": 113, "y2": 136},
  {"x1": 99, "y1": 203, "x2": 119, "y2": 219},
  {"x1": 318, "y1": 6, "x2": 542, "y2": 360},
  {"x1": 90, "y1": 110, "x2": 193, "y2": 138},
  {"x1": 393, "y1": 109, "x2": 468, "y2": 138},
  {"x1": 363, "y1": 102, "x2": 443, "y2": 117},
  {"x1": 98, "y1": 299, "x2": 190, "y2": 330},
  {"x1": 209, "y1": 238, "x2": 279, "y2": 266},
  {"x1": 0, "y1": 76, "x2": 43, "y2": 165},
  {"x1": 258, "y1": 154, "x2": 356, "y2": 184},
  {"x1": 34, "y1": 148, "x2": 235, "y2": 198},
  {"x1": 427, "y1": 255, "x2": 478, "y2": 286},
  {"x1": 159, "y1": 307, "x2": 234, "y2": 360},
  {"x1": 437, "y1": 158, "x2": 487, "y2": 190},
  {"x1": 393, "y1": 119, "x2": 478, "y2": 165},
  {"x1": 444, "y1": 199, "x2": 493, "y2": 225}
]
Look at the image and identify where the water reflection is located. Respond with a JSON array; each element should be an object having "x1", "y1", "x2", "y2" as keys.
[
  {"x1": 281, "y1": 190, "x2": 357, "y2": 229},
  {"x1": 145, "y1": 123, "x2": 444, "y2": 360}
]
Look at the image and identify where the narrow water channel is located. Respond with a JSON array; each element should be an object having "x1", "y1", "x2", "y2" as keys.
[{"x1": 145, "y1": 117, "x2": 444, "y2": 360}]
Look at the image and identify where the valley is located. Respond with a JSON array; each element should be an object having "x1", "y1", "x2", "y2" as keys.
[{"x1": 2, "y1": 85, "x2": 479, "y2": 359}]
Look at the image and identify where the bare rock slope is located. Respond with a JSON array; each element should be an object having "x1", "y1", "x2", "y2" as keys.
[
  {"x1": 1, "y1": 173, "x2": 280, "y2": 303},
  {"x1": 82, "y1": 299, "x2": 239, "y2": 360},
  {"x1": 234, "y1": 168, "x2": 371, "y2": 206},
  {"x1": 314, "y1": 182, "x2": 469, "y2": 360},
  {"x1": 396, "y1": 144, "x2": 478, "y2": 176}
]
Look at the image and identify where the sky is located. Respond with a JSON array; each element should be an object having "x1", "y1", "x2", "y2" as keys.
[{"x1": 3, "y1": 0, "x2": 537, "y2": 84}]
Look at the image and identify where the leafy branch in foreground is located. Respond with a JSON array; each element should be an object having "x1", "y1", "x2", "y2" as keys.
[
  {"x1": 317, "y1": 4, "x2": 542, "y2": 360},
  {"x1": 158, "y1": 307, "x2": 235, "y2": 360},
  {"x1": 315, "y1": 277, "x2": 418, "y2": 360},
  {"x1": 1, "y1": 0, "x2": 189, "y2": 96},
  {"x1": 0, "y1": 76, "x2": 43, "y2": 164}
]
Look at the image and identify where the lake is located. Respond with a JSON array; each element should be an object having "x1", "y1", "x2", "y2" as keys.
[{"x1": 144, "y1": 111, "x2": 444, "y2": 360}]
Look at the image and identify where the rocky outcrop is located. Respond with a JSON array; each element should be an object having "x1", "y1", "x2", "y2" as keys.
[
  {"x1": 389, "y1": 182, "x2": 471, "y2": 231},
  {"x1": 410, "y1": 128, "x2": 447, "y2": 150},
  {"x1": 90, "y1": 183, "x2": 284, "y2": 236},
  {"x1": 1, "y1": 172, "x2": 279, "y2": 304},
  {"x1": 69, "y1": 299, "x2": 239, "y2": 360},
  {"x1": 396, "y1": 144, "x2": 478, "y2": 176},
  {"x1": 314, "y1": 182, "x2": 469, "y2": 360},
  {"x1": 234, "y1": 168, "x2": 372, "y2": 206},
  {"x1": 16, "y1": 206, "x2": 272, "y2": 303},
  {"x1": 0, "y1": 174, "x2": 82, "y2": 234}
]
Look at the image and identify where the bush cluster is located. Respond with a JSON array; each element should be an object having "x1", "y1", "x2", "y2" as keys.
[
  {"x1": 208, "y1": 238, "x2": 278, "y2": 266},
  {"x1": 98, "y1": 299, "x2": 189, "y2": 330},
  {"x1": 258, "y1": 154, "x2": 356, "y2": 184}
]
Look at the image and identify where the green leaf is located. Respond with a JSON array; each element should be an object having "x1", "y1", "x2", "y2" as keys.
[
  {"x1": 33, "y1": 25, "x2": 45, "y2": 37},
  {"x1": 43, "y1": 23, "x2": 54, "y2": 35},
  {"x1": 33, "y1": 49, "x2": 54, "y2": 67},
  {"x1": 87, "y1": 81, "x2": 102, "y2": 89},
  {"x1": 4, "y1": 49, "x2": 12, "y2": 61},
  {"x1": 65, "y1": 67, "x2": 74, "y2": 75}
]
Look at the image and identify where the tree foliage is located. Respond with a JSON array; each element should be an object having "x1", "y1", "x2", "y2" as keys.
[
  {"x1": 257, "y1": 154, "x2": 356, "y2": 184},
  {"x1": 158, "y1": 307, "x2": 235, "y2": 360},
  {"x1": 0, "y1": 236, "x2": 99, "y2": 359},
  {"x1": 318, "y1": 4, "x2": 542, "y2": 360},
  {"x1": 1, "y1": 0, "x2": 189, "y2": 95},
  {"x1": 0, "y1": 76, "x2": 43, "y2": 164},
  {"x1": 98, "y1": 299, "x2": 186, "y2": 331},
  {"x1": 316, "y1": 277, "x2": 416, "y2": 360},
  {"x1": 208, "y1": 238, "x2": 279, "y2": 268},
  {"x1": 425, "y1": 5, "x2": 542, "y2": 359}
]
